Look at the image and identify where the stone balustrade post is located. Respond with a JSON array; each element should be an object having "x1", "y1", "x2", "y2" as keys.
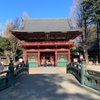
[
  {"x1": 8, "y1": 60, "x2": 14, "y2": 86},
  {"x1": 26, "y1": 60, "x2": 29, "y2": 73},
  {"x1": 81, "y1": 59, "x2": 86, "y2": 85}
]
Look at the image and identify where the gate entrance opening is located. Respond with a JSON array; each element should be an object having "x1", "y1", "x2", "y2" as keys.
[{"x1": 40, "y1": 52, "x2": 55, "y2": 66}]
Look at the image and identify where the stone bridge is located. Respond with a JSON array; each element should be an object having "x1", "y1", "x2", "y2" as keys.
[{"x1": 0, "y1": 67, "x2": 99, "y2": 100}]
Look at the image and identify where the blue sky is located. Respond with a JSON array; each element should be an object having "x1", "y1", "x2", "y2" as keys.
[{"x1": 0, "y1": 0, "x2": 73, "y2": 31}]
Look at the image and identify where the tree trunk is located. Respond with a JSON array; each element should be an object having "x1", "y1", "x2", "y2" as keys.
[
  {"x1": 84, "y1": 18, "x2": 87, "y2": 39},
  {"x1": 97, "y1": 21, "x2": 100, "y2": 63},
  {"x1": 4, "y1": 50, "x2": 10, "y2": 64},
  {"x1": 84, "y1": 49, "x2": 89, "y2": 64}
]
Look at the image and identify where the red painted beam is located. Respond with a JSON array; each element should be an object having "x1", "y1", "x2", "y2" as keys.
[
  {"x1": 26, "y1": 49, "x2": 70, "y2": 52},
  {"x1": 68, "y1": 49, "x2": 71, "y2": 62},
  {"x1": 38, "y1": 50, "x2": 40, "y2": 66},
  {"x1": 20, "y1": 41, "x2": 74, "y2": 47},
  {"x1": 23, "y1": 50, "x2": 27, "y2": 63},
  {"x1": 55, "y1": 50, "x2": 57, "y2": 66}
]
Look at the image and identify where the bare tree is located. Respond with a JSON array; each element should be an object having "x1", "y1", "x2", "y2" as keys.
[
  {"x1": 0, "y1": 25, "x2": 2, "y2": 36},
  {"x1": 22, "y1": 12, "x2": 29, "y2": 19},
  {"x1": 13, "y1": 17, "x2": 20, "y2": 28},
  {"x1": 4, "y1": 18, "x2": 20, "y2": 61},
  {"x1": 76, "y1": 26, "x2": 96, "y2": 62},
  {"x1": 70, "y1": 0, "x2": 97, "y2": 64}
]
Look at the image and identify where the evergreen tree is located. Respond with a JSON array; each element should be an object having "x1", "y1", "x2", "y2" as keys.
[
  {"x1": 81, "y1": 0, "x2": 100, "y2": 63},
  {"x1": 71, "y1": 0, "x2": 100, "y2": 64}
]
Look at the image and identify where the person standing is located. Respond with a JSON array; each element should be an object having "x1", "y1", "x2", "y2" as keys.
[{"x1": 0, "y1": 62, "x2": 4, "y2": 72}]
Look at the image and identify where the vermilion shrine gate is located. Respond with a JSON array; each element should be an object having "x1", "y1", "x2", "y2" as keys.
[{"x1": 11, "y1": 18, "x2": 82, "y2": 67}]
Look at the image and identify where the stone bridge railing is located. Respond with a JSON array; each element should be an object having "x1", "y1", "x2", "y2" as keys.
[
  {"x1": 67, "y1": 60, "x2": 100, "y2": 91},
  {"x1": 0, "y1": 60, "x2": 29, "y2": 91}
]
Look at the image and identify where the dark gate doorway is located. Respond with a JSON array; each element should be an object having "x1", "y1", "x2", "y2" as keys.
[{"x1": 40, "y1": 52, "x2": 55, "y2": 66}]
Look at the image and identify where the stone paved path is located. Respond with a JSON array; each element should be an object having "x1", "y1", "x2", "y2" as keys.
[
  {"x1": 0, "y1": 67, "x2": 100, "y2": 100},
  {"x1": 87, "y1": 65, "x2": 100, "y2": 71}
]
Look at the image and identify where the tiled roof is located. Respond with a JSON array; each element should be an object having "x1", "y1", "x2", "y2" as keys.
[{"x1": 11, "y1": 18, "x2": 82, "y2": 32}]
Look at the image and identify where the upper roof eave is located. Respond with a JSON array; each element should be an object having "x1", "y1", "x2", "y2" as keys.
[
  {"x1": 10, "y1": 18, "x2": 83, "y2": 33},
  {"x1": 11, "y1": 28, "x2": 83, "y2": 33}
]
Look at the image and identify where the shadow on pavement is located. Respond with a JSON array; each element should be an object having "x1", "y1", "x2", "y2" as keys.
[{"x1": 0, "y1": 74, "x2": 100, "y2": 100}]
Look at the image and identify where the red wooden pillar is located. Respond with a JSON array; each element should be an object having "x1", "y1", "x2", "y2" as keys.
[
  {"x1": 38, "y1": 50, "x2": 40, "y2": 66},
  {"x1": 68, "y1": 49, "x2": 71, "y2": 62},
  {"x1": 23, "y1": 50, "x2": 27, "y2": 63},
  {"x1": 55, "y1": 50, "x2": 57, "y2": 66}
]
